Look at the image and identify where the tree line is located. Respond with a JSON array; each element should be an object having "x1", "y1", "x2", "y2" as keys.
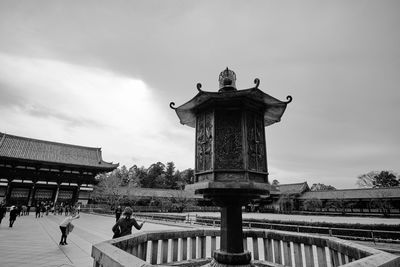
[
  {"x1": 97, "y1": 161, "x2": 195, "y2": 190},
  {"x1": 91, "y1": 162, "x2": 195, "y2": 210}
]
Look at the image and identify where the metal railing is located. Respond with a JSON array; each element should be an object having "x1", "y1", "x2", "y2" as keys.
[{"x1": 133, "y1": 213, "x2": 400, "y2": 243}]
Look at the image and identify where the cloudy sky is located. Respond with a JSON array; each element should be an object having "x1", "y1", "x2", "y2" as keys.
[{"x1": 1, "y1": 1, "x2": 399, "y2": 189}]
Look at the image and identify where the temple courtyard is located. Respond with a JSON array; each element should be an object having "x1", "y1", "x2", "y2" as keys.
[{"x1": 0, "y1": 212, "x2": 399, "y2": 267}]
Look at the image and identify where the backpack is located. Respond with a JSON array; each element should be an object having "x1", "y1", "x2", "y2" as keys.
[{"x1": 112, "y1": 225, "x2": 121, "y2": 239}]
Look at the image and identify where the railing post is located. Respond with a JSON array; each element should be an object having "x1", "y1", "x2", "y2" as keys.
[
  {"x1": 151, "y1": 240, "x2": 158, "y2": 264},
  {"x1": 371, "y1": 230, "x2": 376, "y2": 244}
]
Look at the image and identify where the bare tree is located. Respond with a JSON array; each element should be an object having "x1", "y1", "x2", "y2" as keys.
[
  {"x1": 92, "y1": 171, "x2": 124, "y2": 209},
  {"x1": 310, "y1": 183, "x2": 336, "y2": 191},
  {"x1": 356, "y1": 171, "x2": 377, "y2": 188},
  {"x1": 165, "y1": 190, "x2": 196, "y2": 212},
  {"x1": 356, "y1": 170, "x2": 399, "y2": 188}
]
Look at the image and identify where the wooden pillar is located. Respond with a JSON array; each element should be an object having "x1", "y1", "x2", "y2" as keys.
[
  {"x1": 73, "y1": 183, "x2": 82, "y2": 205},
  {"x1": 53, "y1": 183, "x2": 61, "y2": 207},
  {"x1": 4, "y1": 178, "x2": 13, "y2": 205},
  {"x1": 27, "y1": 181, "x2": 37, "y2": 206},
  {"x1": 26, "y1": 184, "x2": 33, "y2": 205}
]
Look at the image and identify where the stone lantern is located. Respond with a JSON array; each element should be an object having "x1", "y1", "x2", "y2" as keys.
[{"x1": 170, "y1": 68, "x2": 291, "y2": 266}]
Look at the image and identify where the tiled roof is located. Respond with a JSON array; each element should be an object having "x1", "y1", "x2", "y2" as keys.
[
  {"x1": 118, "y1": 187, "x2": 202, "y2": 199},
  {"x1": 299, "y1": 187, "x2": 400, "y2": 200},
  {"x1": 275, "y1": 182, "x2": 310, "y2": 195},
  {"x1": 0, "y1": 132, "x2": 118, "y2": 170}
]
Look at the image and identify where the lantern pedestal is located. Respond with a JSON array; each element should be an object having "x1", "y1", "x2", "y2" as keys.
[{"x1": 188, "y1": 183, "x2": 270, "y2": 266}]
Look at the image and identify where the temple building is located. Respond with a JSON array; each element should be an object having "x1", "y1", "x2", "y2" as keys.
[{"x1": 0, "y1": 132, "x2": 118, "y2": 206}]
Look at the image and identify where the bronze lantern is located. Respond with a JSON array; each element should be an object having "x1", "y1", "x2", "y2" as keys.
[{"x1": 170, "y1": 68, "x2": 291, "y2": 266}]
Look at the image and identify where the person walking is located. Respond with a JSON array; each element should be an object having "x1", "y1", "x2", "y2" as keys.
[
  {"x1": 35, "y1": 204, "x2": 41, "y2": 218},
  {"x1": 112, "y1": 207, "x2": 144, "y2": 238},
  {"x1": 17, "y1": 204, "x2": 22, "y2": 217},
  {"x1": 41, "y1": 203, "x2": 45, "y2": 217},
  {"x1": 59, "y1": 210, "x2": 80, "y2": 245},
  {"x1": 22, "y1": 205, "x2": 27, "y2": 216},
  {"x1": 9, "y1": 206, "x2": 18, "y2": 227},
  {"x1": 0, "y1": 202, "x2": 6, "y2": 225},
  {"x1": 115, "y1": 205, "x2": 122, "y2": 222}
]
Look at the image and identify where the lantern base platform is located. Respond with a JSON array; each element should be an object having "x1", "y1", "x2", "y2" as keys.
[{"x1": 210, "y1": 250, "x2": 252, "y2": 267}]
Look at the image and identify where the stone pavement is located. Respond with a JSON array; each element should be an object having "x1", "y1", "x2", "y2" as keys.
[{"x1": 0, "y1": 212, "x2": 186, "y2": 267}]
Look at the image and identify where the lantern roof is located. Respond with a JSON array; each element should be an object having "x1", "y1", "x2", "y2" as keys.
[{"x1": 170, "y1": 77, "x2": 292, "y2": 128}]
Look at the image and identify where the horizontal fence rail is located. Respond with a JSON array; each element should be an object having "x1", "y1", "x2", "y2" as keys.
[
  {"x1": 92, "y1": 229, "x2": 400, "y2": 267},
  {"x1": 132, "y1": 213, "x2": 400, "y2": 243}
]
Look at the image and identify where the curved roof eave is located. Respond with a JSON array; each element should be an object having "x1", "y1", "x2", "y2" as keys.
[{"x1": 171, "y1": 88, "x2": 292, "y2": 128}]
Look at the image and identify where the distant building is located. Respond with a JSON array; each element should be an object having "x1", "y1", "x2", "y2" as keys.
[
  {"x1": 0, "y1": 132, "x2": 118, "y2": 206},
  {"x1": 264, "y1": 182, "x2": 400, "y2": 215},
  {"x1": 298, "y1": 186, "x2": 400, "y2": 214},
  {"x1": 268, "y1": 182, "x2": 310, "y2": 211}
]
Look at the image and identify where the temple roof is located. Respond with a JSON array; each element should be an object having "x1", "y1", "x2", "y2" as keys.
[
  {"x1": 272, "y1": 182, "x2": 310, "y2": 195},
  {"x1": 171, "y1": 84, "x2": 292, "y2": 128},
  {"x1": 299, "y1": 187, "x2": 400, "y2": 200},
  {"x1": 0, "y1": 132, "x2": 118, "y2": 170}
]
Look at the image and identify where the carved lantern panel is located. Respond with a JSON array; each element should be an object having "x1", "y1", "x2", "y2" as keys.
[
  {"x1": 214, "y1": 109, "x2": 243, "y2": 171},
  {"x1": 246, "y1": 110, "x2": 267, "y2": 173},
  {"x1": 196, "y1": 111, "x2": 213, "y2": 172}
]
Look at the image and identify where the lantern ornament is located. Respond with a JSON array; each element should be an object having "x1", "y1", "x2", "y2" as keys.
[
  {"x1": 219, "y1": 67, "x2": 237, "y2": 91},
  {"x1": 170, "y1": 68, "x2": 291, "y2": 266}
]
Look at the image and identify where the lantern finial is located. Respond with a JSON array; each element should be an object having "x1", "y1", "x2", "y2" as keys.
[{"x1": 218, "y1": 67, "x2": 237, "y2": 92}]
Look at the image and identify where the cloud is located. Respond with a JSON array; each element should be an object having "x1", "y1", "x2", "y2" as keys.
[
  {"x1": 0, "y1": 53, "x2": 194, "y2": 169},
  {"x1": 24, "y1": 104, "x2": 106, "y2": 128}
]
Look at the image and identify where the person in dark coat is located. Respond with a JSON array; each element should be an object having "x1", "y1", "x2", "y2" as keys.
[
  {"x1": 35, "y1": 204, "x2": 41, "y2": 218},
  {"x1": 115, "y1": 205, "x2": 122, "y2": 222},
  {"x1": 9, "y1": 206, "x2": 18, "y2": 227},
  {"x1": 0, "y1": 202, "x2": 6, "y2": 225},
  {"x1": 112, "y1": 207, "x2": 144, "y2": 238}
]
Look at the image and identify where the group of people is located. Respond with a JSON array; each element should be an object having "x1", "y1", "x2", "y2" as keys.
[
  {"x1": 1, "y1": 201, "x2": 145, "y2": 246},
  {"x1": 33, "y1": 201, "x2": 80, "y2": 218}
]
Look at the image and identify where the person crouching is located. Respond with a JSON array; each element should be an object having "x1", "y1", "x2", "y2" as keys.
[{"x1": 59, "y1": 209, "x2": 80, "y2": 245}]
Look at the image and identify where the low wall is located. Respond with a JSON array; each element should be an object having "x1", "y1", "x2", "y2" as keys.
[{"x1": 92, "y1": 229, "x2": 400, "y2": 267}]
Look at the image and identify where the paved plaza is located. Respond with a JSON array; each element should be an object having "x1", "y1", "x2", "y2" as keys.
[{"x1": 0, "y1": 212, "x2": 186, "y2": 267}]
